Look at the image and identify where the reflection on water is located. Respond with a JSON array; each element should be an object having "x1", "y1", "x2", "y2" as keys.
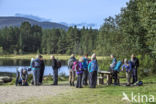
[{"x1": 0, "y1": 66, "x2": 69, "y2": 76}]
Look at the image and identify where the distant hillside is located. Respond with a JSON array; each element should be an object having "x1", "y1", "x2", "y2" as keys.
[
  {"x1": 0, "y1": 17, "x2": 68, "y2": 30},
  {"x1": 15, "y1": 13, "x2": 51, "y2": 22}
]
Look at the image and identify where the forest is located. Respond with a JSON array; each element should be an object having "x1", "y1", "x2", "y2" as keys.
[{"x1": 0, "y1": 0, "x2": 155, "y2": 68}]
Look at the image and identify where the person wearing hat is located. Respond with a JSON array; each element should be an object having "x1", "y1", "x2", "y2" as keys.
[
  {"x1": 16, "y1": 67, "x2": 28, "y2": 86},
  {"x1": 88, "y1": 53, "x2": 98, "y2": 88}
]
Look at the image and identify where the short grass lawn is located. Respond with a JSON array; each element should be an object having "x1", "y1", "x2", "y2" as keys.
[{"x1": 16, "y1": 75, "x2": 156, "y2": 104}]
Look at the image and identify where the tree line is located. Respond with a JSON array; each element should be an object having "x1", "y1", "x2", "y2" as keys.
[
  {"x1": 0, "y1": 0, "x2": 155, "y2": 60},
  {"x1": 0, "y1": 23, "x2": 98, "y2": 55}
]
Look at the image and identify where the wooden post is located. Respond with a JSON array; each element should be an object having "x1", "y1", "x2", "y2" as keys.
[{"x1": 106, "y1": 74, "x2": 111, "y2": 85}]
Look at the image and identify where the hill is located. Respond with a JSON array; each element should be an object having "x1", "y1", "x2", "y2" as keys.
[{"x1": 0, "y1": 17, "x2": 68, "y2": 30}]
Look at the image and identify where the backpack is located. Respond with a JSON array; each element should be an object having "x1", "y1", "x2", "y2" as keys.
[
  {"x1": 136, "y1": 81, "x2": 143, "y2": 86},
  {"x1": 68, "y1": 59, "x2": 74, "y2": 69},
  {"x1": 57, "y1": 60, "x2": 62, "y2": 68},
  {"x1": 82, "y1": 58, "x2": 88, "y2": 69},
  {"x1": 72, "y1": 61, "x2": 79, "y2": 71},
  {"x1": 90, "y1": 60, "x2": 98, "y2": 71},
  {"x1": 114, "y1": 61, "x2": 122, "y2": 72},
  {"x1": 32, "y1": 59, "x2": 40, "y2": 68}
]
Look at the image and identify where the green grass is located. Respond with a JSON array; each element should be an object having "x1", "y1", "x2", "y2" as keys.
[
  {"x1": 0, "y1": 54, "x2": 108, "y2": 60},
  {"x1": 15, "y1": 75, "x2": 156, "y2": 104}
]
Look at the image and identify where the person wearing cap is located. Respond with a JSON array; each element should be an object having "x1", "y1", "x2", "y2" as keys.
[
  {"x1": 51, "y1": 55, "x2": 58, "y2": 85},
  {"x1": 68, "y1": 54, "x2": 77, "y2": 86},
  {"x1": 130, "y1": 54, "x2": 139, "y2": 84},
  {"x1": 16, "y1": 67, "x2": 28, "y2": 86},
  {"x1": 122, "y1": 58, "x2": 132, "y2": 86},
  {"x1": 88, "y1": 53, "x2": 98, "y2": 88}
]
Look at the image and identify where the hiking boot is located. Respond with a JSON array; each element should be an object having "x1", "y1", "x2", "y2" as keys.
[
  {"x1": 72, "y1": 82, "x2": 75, "y2": 86},
  {"x1": 69, "y1": 81, "x2": 72, "y2": 86}
]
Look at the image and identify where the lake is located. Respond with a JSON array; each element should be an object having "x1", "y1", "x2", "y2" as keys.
[
  {"x1": 0, "y1": 59, "x2": 69, "y2": 76},
  {"x1": 0, "y1": 59, "x2": 106, "y2": 76}
]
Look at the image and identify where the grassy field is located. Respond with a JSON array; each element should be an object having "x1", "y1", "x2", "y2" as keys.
[
  {"x1": 0, "y1": 54, "x2": 108, "y2": 60},
  {"x1": 12, "y1": 75, "x2": 156, "y2": 104}
]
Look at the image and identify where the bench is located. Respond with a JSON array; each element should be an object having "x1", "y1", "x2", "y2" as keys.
[
  {"x1": 98, "y1": 71, "x2": 112, "y2": 85},
  {"x1": 98, "y1": 70, "x2": 121, "y2": 85}
]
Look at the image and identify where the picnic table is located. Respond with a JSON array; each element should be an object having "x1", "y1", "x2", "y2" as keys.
[{"x1": 98, "y1": 70, "x2": 112, "y2": 85}]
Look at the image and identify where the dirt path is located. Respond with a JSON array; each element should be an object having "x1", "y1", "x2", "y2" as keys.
[{"x1": 0, "y1": 84, "x2": 73, "y2": 104}]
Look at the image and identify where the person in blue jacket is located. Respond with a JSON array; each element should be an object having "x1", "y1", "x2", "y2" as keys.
[
  {"x1": 88, "y1": 53, "x2": 98, "y2": 88},
  {"x1": 122, "y1": 58, "x2": 132, "y2": 86},
  {"x1": 112, "y1": 61, "x2": 122, "y2": 85},
  {"x1": 82, "y1": 54, "x2": 89, "y2": 85},
  {"x1": 110, "y1": 54, "x2": 117, "y2": 72}
]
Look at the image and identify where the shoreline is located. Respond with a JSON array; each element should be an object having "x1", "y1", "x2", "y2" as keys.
[{"x1": 0, "y1": 54, "x2": 109, "y2": 60}]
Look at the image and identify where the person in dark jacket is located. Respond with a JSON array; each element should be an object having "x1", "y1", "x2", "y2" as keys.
[
  {"x1": 39, "y1": 56, "x2": 45, "y2": 84},
  {"x1": 51, "y1": 55, "x2": 58, "y2": 85},
  {"x1": 131, "y1": 54, "x2": 139, "y2": 84}
]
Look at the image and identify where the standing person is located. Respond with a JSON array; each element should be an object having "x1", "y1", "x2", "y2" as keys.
[
  {"x1": 88, "y1": 53, "x2": 98, "y2": 88},
  {"x1": 68, "y1": 54, "x2": 76, "y2": 86},
  {"x1": 31, "y1": 55, "x2": 42, "y2": 86},
  {"x1": 75, "y1": 57, "x2": 84, "y2": 88},
  {"x1": 131, "y1": 54, "x2": 139, "y2": 84},
  {"x1": 16, "y1": 67, "x2": 28, "y2": 86},
  {"x1": 39, "y1": 56, "x2": 45, "y2": 84},
  {"x1": 51, "y1": 55, "x2": 58, "y2": 85},
  {"x1": 122, "y1": 58, "x2": 132, "y2": 86},
  {"x1": 110, "y1": 54, "x2": 117, "y2": 71},
  {"x1": 113, "y1": 61, "x2": 122, "y2": 85},
  {"x1": 82, "y1": 54, "x2": 89, "y2": 85}
]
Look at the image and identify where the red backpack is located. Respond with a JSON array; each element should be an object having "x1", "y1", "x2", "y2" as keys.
[{"x1": 72, "y1": 61, "x2": 79, "y2": 71}]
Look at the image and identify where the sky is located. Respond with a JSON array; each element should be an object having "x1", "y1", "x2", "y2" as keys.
[{"x1": 0, "y1": 0, "x2": 129, "y2": 27}]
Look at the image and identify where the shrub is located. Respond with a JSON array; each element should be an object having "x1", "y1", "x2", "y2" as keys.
[{"x1": 138, "y1": 55, "x2": 156, "y2": 79}]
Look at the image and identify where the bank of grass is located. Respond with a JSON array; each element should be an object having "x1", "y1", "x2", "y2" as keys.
[
  {"x1": 14, "y1": 75, "x2": 156, "y2": 104},
  {"x1": 0, "y1": 54, "x2": 108, "y2": 60}
]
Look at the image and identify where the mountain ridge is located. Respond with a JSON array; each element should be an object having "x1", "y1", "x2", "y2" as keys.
[{"x1": 0, "y1": 16, "x2": 68, "y2": 30}]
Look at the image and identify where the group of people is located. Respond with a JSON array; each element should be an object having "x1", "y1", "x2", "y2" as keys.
[
  {"x1": 15, "y1": 53, "x2": 139, "y2": 88},
  {"x1": 68, "y1": 53, "x2": 98, "y2": 88},
  {"x1": 16, "y1": 55, "x2": 61, "y2": 86},
  {"x1": 110, "y1": 54, "x2": 139, "y2": 86}
]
